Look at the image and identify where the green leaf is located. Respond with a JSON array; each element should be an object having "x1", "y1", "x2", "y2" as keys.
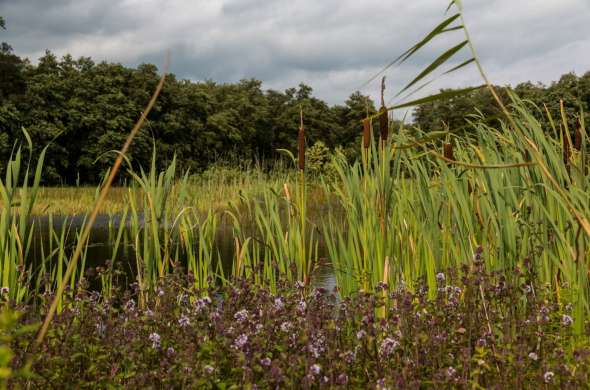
[
  {"x1": 397, "y1": 40, "x2": 469, "y2": 96},
  {"x1": 357, "y1": 13, "x2": 462, "y2": 90},
  {"x1": 388, "y1": 85, "x2": 484, "y2": 111}
]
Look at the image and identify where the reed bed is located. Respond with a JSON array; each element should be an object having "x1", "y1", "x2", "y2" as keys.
[{"x1": 1, "y1": 3, "x2": 589, "y2": 386}]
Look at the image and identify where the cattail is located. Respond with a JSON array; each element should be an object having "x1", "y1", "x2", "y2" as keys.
[
  {"x1": 443, "y1": 142, "x2": 455, "y2": 161},
  {"x1": 298, "y1": 107, "x2": 305, "y2": 171},
  {"x1": 379, "y1": 77, "x2": 388, "y2": 143},
  {"x1": 362, "y1": 118, "x2": 371, "y2": 149},
  {"x1": 379, "y1": 108, "x2": 389, "y2": 143}
]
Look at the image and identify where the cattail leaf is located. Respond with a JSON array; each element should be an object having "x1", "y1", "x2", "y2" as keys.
[
  {"x1": 276, "y1": 148, "x2": 297, "y2": 165},
  {"x1": 441, "y1": 25, "x2": 464, "y2": 33},
  {"x1": 387, "y1": 85, "x2": 483, "y2": 111},
  {"x1": 391, "y1": 58, "x2": 475, "y2": 106},
  {"x1": 21, "y1": 127, "x2": 33, "y2": 151},
  {"x1": 442, "y1": 57, "x2": 475, "y2": 76},
  {"x1": 397, "y1": 40, "x2": 469, "y2": 96},
  {"x1": 398, "y1": 14, "x2": 462, "y2": 65},
  {"x1": 357, "y1": 13, "x2": 461, "y2": 90}
]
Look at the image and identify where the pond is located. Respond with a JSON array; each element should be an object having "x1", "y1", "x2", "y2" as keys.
[{"x1": 28, "y1": 213, "x2": 337, "y2": 291}]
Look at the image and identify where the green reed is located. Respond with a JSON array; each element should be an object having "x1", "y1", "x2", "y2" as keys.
[{"x1": 0, "y1": 130, "x2": 46, "y2": 304}]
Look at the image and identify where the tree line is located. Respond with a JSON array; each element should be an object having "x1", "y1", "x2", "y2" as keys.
[
  {"x1": 413, "y1": 73, "x2": 590, "y2": 135},
  {"x1": 1, "y1": 29, "x2": 588, "y2": 184}
]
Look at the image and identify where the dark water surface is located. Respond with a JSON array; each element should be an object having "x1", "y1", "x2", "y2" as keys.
[{"x1": 29, "y1": 214, "x2": 336, "y2": 291}]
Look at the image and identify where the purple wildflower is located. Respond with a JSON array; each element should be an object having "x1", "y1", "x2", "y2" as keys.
[
  {"x1": 233, "y1": 334, "x2": 248, "y2": 350},
  {"x1": 310, "y1": 364, "x2": 321, "y2": 375},
  {"x1": 379, "y1": 337, "x2": 399, "y2": 357},
  {"x1": 178, "y1": 314, "x2": 190, "y2": 327},
  {"x1": 273, "y1": 297, "x2": 285, "y2": 310},
  {"x1": 447, "y1": 366, "x2": 456, "y2": 377},
  {"x1": 234, "y1": 309, "x2": 249, "y2": 323},
  {"x1": 280, "y1": 322, "x2": 292, "y2": 333},
  {"x1": 148, "y1": 332, "x2": 160, "y2": 349},
  {"x1": 297, "y1": 300, "x2": 307, "y2": 314}
]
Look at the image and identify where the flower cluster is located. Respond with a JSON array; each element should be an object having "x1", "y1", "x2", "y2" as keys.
[{"x1": 11, "y1": 269, "x2": 590, "y2": 388}]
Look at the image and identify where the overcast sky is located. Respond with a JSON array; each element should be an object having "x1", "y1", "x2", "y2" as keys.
[{"x1": 1, "y1": 0, "x2": 589, "y2": 109}]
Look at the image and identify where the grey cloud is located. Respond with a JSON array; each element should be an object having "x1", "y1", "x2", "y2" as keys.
[{"x1": 1, "y1": 0, "x2": 589, "y2": 105}]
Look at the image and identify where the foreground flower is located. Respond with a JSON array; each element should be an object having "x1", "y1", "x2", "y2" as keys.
[
  {"x1": 280, "y1": 321, "x2": 292, "y2": 332},
  {"x1": 234, "y1": 334, "x2": 248, "y2": 350},
  {"x1": 379, "y1": 337, "x2": 399, "y2": 358},
  {"x1": 204, "y1": 365, "x2": 215, "y2": 375},
  {"x1": 447, "y1": 366, "x2": 456, "y2": 377},
  {"x1": 297, "y1": 300, "x2": 307, "y2": 314},
  {"x1": 528, "y1": 352, "x2": 538, "y2": 361},
  {"x1": 178, "y1": 314, "x2": 190, "y2": 327},
  {"x1": 310, "y1": 364, "x2": 321, "y2": 375},
  {"x1": 543, "y1": 371, "x2": 554, "y2": 383},
  {"x1": 436, "y1": 272, "x2": 445, "y2": 282},
  {"x1": 260, "y1": 357, "x2": 272, "y2": 367},
  {"x1": 273, "y1": 297, "x2": 285, "y2": 310},
  {"x1": 562, "y1": 314, "x2": 573, "y2": 327},
  {"x1": 148, "y1": 332, "x2": 161, "y2": 349},
  {"x1": 234, "y1": 309, "x2": 249, "y2": 323}
]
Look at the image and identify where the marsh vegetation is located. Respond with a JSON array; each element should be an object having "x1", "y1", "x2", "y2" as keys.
[{"x1": 1, "y1": 1, "x2": 590, "y2": 388}]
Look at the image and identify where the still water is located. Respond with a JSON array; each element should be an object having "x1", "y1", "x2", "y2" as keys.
[{"x1": 29, "y1": 214, "x2": 336, "y2": 291}]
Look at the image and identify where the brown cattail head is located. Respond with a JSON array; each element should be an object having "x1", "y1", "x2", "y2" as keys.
[
  {"x1": 443, "y1": 142, "x2": 455, "y2": 161},
  {"x1": 298, "y1": 106, "x2": 305, "y2": 171},
  {"x1": 362, "y1": 118, "x2": 371, "y2": 149}
]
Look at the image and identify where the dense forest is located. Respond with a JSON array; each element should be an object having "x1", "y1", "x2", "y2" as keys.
[{"x1": 1, "y1": 25, "x2": 589, "y2": 184}]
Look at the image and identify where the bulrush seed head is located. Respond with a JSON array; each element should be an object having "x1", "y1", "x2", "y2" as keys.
[
  {"x1": 443, "y1": 142, "x2": 455, "y2": 161},
  {"x1": 363, "y1": 118, "x2": 371, "y2": 149}
]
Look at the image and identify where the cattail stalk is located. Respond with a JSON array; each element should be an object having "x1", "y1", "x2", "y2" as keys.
[
  {"x1": 298, "y1": 108, "x2": 305, "y2": 171},
  {"x1": 378, "y1": 257, "x2": 390, "y2": 319},
  {"x1": 563, "y1": 126, "x2": 571, "y2": 176},
  {"x1": 379, "y1": 77, "x2": 388, "y2": 144},
  {"x1": 297, "y1": 106, "x2": 307, "y2": 286}
]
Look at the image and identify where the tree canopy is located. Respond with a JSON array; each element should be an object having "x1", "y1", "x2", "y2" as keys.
[{"x1": 1, "y1": 19, "x2": 588, "y2": 184}]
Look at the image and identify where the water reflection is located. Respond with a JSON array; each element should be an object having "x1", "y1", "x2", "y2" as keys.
[{"x1": 29, "y1": 214, "x2": 336, "y2": 290}]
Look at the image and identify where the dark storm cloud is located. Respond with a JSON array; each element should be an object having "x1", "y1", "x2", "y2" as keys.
[{"x1": 1, "y1": 0, "x2": 589, "y2": 106}]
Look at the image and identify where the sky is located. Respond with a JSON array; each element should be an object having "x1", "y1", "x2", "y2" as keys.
[{"x1": 1, "y1": 0, "x2": 590, "y2": 110}]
